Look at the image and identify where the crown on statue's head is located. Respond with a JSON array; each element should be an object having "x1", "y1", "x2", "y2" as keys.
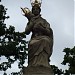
[{"x1": 30, "y1": 0, "x2": 42, "y2": 7}]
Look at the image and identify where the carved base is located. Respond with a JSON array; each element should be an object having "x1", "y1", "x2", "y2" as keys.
[{"x1": 23, "y1": 66, "x2": 54, "y2": 75}]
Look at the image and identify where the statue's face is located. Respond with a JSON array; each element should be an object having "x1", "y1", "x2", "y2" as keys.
[{"x1": 32, "y1": 6, "x2": 41, "y2": 16}]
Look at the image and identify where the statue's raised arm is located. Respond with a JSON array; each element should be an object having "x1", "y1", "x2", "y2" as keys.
[{"x1": 21, "y1": 7, "x2": 34, "y2": 21}]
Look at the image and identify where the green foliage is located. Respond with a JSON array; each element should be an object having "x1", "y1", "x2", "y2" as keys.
[
  {"x1": 51, "y1": 47, "x2": 75, "y2": 75},
  {"x1": 51, "y1": 65, "x2": 63, "y2": 75},
  {"x1": 62, "y1": 46, "x2": 75, "y2": 74},
  {"x1": 0, "y1": 5, "x2": 28, "y2": 75}
]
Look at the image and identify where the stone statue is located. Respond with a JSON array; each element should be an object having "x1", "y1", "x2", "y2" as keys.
[
  {"x1": 21, "y1": 0, "x2": 54, "y2": 74},
  {"x1": 21, "y1": 1, "x2": 53, "y2": 68}
]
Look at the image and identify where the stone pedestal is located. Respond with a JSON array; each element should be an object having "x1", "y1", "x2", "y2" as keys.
[{"x1": 23, "y1": 66, "x2": 54, "y2": 75}]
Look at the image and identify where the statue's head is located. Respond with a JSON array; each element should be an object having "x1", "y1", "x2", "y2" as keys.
[
  {"x1": 32, "y1": 5, "x2": 41, "y2": 16},
  {"x1": 30, "y1": 0, "x2": 42, "y2": 16}
]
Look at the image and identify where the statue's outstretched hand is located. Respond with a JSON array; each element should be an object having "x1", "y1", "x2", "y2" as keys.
[
  {"x1": 21, "y1": 7, "x2": 30, "y2": 15},
  {"x1": 21, "y1": 7, "x2": 34, "y2": 21}
]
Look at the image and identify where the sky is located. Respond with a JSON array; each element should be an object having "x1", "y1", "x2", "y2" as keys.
[{"x1": 0, "y1": 0, "x2": 74, "y2": 74}]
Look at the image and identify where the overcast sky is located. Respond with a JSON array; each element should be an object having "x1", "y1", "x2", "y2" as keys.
[{"x1": 0, "y1": 0, "x2": 74, "y2": 74}]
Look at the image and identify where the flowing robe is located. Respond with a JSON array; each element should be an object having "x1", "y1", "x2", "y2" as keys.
[{"x1": 25, "y1": 15, "x2": 53, "y2": 68}]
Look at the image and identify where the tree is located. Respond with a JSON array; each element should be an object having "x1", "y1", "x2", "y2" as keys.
[
  {"x1": 51, "y1": 65, "x2": 63, "y2": 75},
  {"x1": 62, "y1": 46, "x2": 75, "y2": 74},
  {"x1": 51, "y1": 46, "x2": 75, "y2": 75},
  {"x1": 0, "y1": 4, "x2": 28, "y2": 75}
]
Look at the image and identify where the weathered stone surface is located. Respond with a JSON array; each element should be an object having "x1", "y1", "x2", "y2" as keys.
[
  {"x1": 23, "y1": 66, "x2": 54, "y2": 75},
  {"x1": 22, "y1": 1, "x2": 54, "y2": 75}
]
